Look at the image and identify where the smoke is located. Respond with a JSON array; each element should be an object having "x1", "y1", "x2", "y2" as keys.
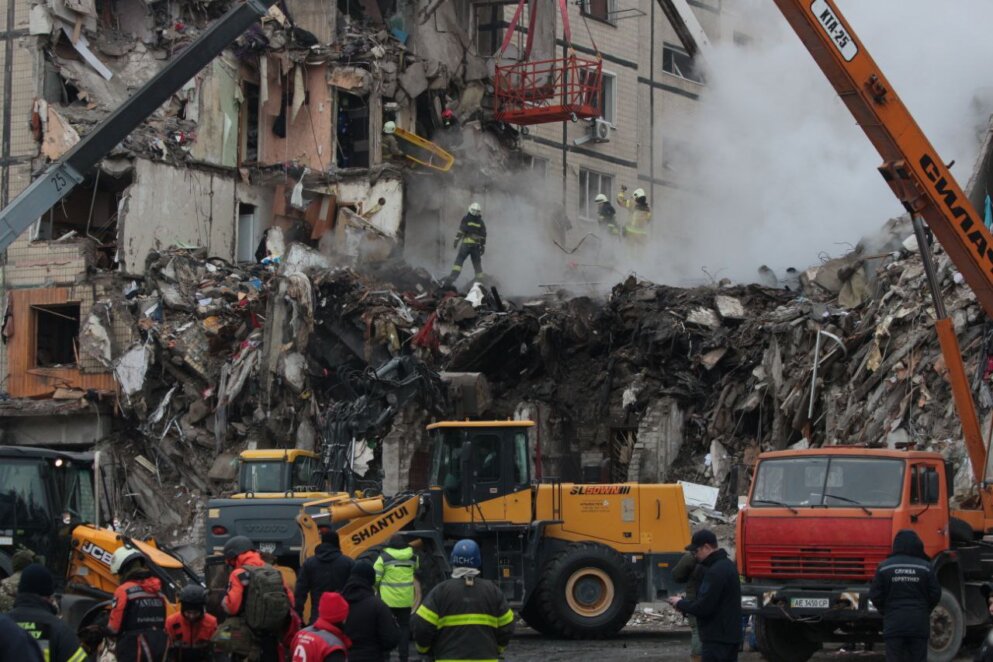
[{"x1": 665, "y1": 0, "x2": 993, "y2": 284}]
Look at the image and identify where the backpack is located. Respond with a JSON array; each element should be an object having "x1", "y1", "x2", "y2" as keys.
[{"x1": 243, "y1": 565, "x2": 291, "y2": 634}]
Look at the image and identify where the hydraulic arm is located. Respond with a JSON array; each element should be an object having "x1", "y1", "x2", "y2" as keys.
[
  {"x1": 0, "y1": 0, "x2": 277, "y2": 253},
  {"x1": 774, "y1": 0, "x2": 993, "y2": 523}
]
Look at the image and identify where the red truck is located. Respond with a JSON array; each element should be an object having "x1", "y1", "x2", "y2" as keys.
[{"x1": 738, "y1": 2, "x2": 993, "y2": 661}]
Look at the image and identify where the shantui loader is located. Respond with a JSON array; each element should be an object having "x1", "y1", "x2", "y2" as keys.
[
  {"x1": 737, "y1": 2, "x2": 993, "y2": 661},
  {"x1": 279, "y1": 420, "x2": 693, "y2": 639}
]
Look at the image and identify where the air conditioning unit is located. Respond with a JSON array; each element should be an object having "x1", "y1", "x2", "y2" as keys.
[{"x1": 591, "y1": 118, "x2": 611, "y2": 143}]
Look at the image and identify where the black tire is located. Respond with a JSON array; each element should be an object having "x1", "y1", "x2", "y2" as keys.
[
  {"x1": 754, "y1": 616, "x2": 819, "y2": 662},
  {"x1": 520, "y1": 588, "x2": 555, "y2": 635},
  {"x1": 929, "y1": 588, "x2": 965, "y2": 662},
  {"x1": 413, "y1": 546, "x2": 446, "y2": 611},
  {"x1": 949, "y1": 517, "x2": 974, "y2": 546},
  {"x1": 536, "y1": 542, "x2": 637, "y2": 639}
]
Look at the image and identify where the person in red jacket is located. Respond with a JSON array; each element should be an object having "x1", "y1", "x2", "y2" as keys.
[
  {"x1": 107, "y1": 547, "x2": 168, "y2": 662},
  {"x1": 166, "y1": 584, "x2": 217, "y2": 661},
  {"x1": 291, "y1": 592, "x2": 351, "y2": 662},
  {"x1": 221, "y1": 536, "x2": 300, "y2": 661}
]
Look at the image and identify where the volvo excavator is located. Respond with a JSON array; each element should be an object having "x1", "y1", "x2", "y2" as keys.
[
  {"x1": 736, "y1": 2, "x2": 993, "y2": 661},
  {"x1": 284, "y1": 420, "x2": 693, "y2": 639}
]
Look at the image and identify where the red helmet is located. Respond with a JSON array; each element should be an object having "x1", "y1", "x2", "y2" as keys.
[{"x1": 441, "y1": 109, "x2": 454, "y2": 120}]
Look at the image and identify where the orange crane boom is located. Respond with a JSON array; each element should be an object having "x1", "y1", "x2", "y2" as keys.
[{"x1": 774, "y1": 0, "x2": 993, "y2": 523}]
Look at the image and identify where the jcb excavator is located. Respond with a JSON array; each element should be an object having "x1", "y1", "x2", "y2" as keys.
[
  {"x1": 291, "y1": 421, "x2": 692, "y2": 639},
  {"x1": 0, "y1": 446, "x2": 201, "y2": 631},
  {"x1": 737, "y1": 2, "x2": 993, "y2": 661}
]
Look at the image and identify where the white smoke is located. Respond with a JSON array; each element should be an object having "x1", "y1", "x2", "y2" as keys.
[{"x1": 664, "y1": 0, "x2": 993, "y2": 284}]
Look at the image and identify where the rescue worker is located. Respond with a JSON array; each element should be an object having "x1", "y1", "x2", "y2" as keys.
[
  {"x1": 412, "y1": 539, "x2": 514, "y2": 661},
  {"x1": 219, "y1": 535, "x2": 298, "y2": 662},
  {"x1": 443, "y1": 203, "x2": 486, "y2": 287},
  {"x1": 672, "y1": 551, "x2": 705, "y2": 662},
  {"x1": 616, "y1": 185, "x2": 651, "y2": 239},
  {"x1": 107, "y1": 547, "x2": 168, "y2": 662},
  {"x1": 166, "y1": 584, "x2": 217, "y2": 661},
  {"x1": 374, "y1": 535, "x2": 417, "y2": 662},
  {"x1": 343, "y1": 561, "x2": 400, "y2": 662},
  {"x1": 8, "y1": 564, "x2": 87, "y2": 662},
  {"x1": 594, "y1": 193, "x2": 619, "y2": 237},
  {"x1": 0, "y1": 614, "x2": 44, "y2": 662},
  {"x1": 0, "y1": 548, "x2": 37, "y2": 612},
  {"x1": 667, "y1": 529, "x2": 741, "y2": 662},
  {"x1": 436, "y1": 109, "x2": 463, "y2": 152},
  {"x1": 381, "y1": 122, "x2": 405, "y2": 163},
  {"x1": 290, "y1": 592, "x2": 350, "y2": 662},
  {"x1": 869, "y1": 529, "x2": 941, "y2": 662},
  {"x1": 295, "y1": 530, "x2": 354, "y2": 624}
]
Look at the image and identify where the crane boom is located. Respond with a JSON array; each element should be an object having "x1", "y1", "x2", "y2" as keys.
[
  {"x1": 774, "y1": 0, "x2": 993, "y2": 520},
  {"x1": 774, "y1": 0, "x2": 993, "y2": 318},
  {"x1": 0, "y1": 0, "x2": 276, "y2": 253}
]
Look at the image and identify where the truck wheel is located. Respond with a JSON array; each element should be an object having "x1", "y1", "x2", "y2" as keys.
[
  {"x1": 520, "y1": 587, "x2": 555, "y2": 635},
  {"x1": 929, "y1": 588, "x2": 964, "y2": 662},
  {"x1": 537, "y1": 542, "x2": 636, "y2": 639},
  {"x1": 754, "y1": 616, "x2": 818, "y2": 662},
  {"x1": 413, "y1": 547, "x2": 446, "y2": 611}
]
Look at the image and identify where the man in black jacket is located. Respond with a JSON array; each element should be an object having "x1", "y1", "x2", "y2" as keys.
[
  {"x1": 668, "y1": 529, "x2": 741, "y2": 662},
  {"x1": 342, "y1": 561, "x2": 400, "y2": 661},
  {"x1": 0, "y1": 614, "x2": 44, "y2": 662},
  {"x1": 8, "y1": 564, "x2": 88, "y2": 662},
  {"x1": 295, "y1": 530, "x2": 355, "y2": 623},
  {"x1": 869, "y1": 529, "x2": 941, "y2": 662}
]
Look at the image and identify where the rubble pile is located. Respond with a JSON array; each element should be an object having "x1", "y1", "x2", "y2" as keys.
[{"x1": 104, "y1": 233, "x2": 991, "y2": 542}]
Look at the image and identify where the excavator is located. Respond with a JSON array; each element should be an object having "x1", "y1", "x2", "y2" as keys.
[
  {"x1": 0, "y1": 446, "x2": 201, "y2": 633},
  {"x1": 736, "y1": 2, "x2": 993, "y2": 661},
  {"x1": 287, "y1": 420, "x2": 692, "y2": 639}
]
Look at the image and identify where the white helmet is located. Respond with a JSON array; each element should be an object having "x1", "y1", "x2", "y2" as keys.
[
  {"x1": 633, "y1": 188, "x2": 646, "y2": 199},
  {"x1": 468, "y1": 202, "x2": 482, "y2": 215},
  {"x1": 594, "y1": 193, "x2": 608, "y2": 203},
  {"x1": 383, "y1": 121, "x2": 396, "y2": 135},
  {"x1": 110, "y1": 546, "x2": 143, "y2": 575}
]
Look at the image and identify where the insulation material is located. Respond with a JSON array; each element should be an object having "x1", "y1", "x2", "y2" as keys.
[{"x1": 41, "y1": 106, "x2": 80, "y2": 159}]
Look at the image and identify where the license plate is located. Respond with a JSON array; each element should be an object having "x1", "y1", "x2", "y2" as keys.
[
  {"x1": 791, "y1": 597, "x2": 830, "y2": 609},
  {"x1": 258, "y1": 542, "x2": 277, "y2": 554}
]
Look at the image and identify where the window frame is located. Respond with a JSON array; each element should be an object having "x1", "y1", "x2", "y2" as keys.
[
  {"x1": 580, "y1": 0, "x2": 617, "y2": 25},
  {"x1": 662, "y1": 43, "x2": 705, "y2": 85},
  {"x1": 578, "y1": 168, "x2": 613, "y2": 223}
]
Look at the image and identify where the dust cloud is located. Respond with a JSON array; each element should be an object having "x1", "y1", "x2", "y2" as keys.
[{"x1": 664, "y1": 0, "x2": 993, "y2": 284}]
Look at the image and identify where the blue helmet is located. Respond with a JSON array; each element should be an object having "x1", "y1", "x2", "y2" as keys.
[{"x1": 450, "y1": 539, "x2": 481, "y2": 569}]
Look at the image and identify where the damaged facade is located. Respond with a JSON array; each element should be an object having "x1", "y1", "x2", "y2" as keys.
[{"x1": 3, "y1": 0, "x2": 993, "y2": 549}]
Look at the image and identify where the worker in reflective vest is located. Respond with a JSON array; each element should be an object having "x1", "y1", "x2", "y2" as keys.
[
  {"x1": 373, "y1": 535, "x2": 418, "y2": 662},
  {"x1": 412, "y1": 539, "x2": 514, "y2": 662},
  {"x1": 616, "y1": 186, "x2": 651, "y2": 239},
  {"x1": 443, "y1": 203, "x2": 487, "y2": 287}
]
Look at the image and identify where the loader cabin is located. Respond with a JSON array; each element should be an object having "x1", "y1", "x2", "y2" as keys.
[
  {"x1": 233, "y1": 449, "x2": 325, "y2": 498},
  {"x1": 738, "y1": 447, "x2": 954, "y2": 580}
]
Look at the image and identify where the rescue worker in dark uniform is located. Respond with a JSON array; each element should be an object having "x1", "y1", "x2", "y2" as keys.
[
  {"x1": 166, "y1": 584, "x2": 217, "y2": 661},
  {"x1": 8, "y1": 564, "x2": 87, "y2": 662},
  {"x1": 869, "y1": 529, "x2": 941, "y2": 662},
  {"x1": 107, "y1": 547, "x2": 168, "y2": 662},
  {"x1": 0, "y1": 614, "x2": 44, "y2": 662},
  {"x1": 412, "y1": 539, "x2": 514, "y2": 661},
  {"x1": 290, "y1": 592, "x2": 350, "y2": 662},
  {"x1": 295, "y1": 530, "x2": 354, "y2": 624},
  {"x1": 594, "y1": 193, "x2": 619, "y2": 237},
  {"x1": 444, "y1": 203, "x2": 487, "y2": 287}
]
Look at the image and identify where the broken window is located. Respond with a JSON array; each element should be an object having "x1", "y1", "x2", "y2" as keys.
[
  {"x1": 36, "y1": 169, "x2": 132, "y2": 269},
  {"x1": 581, "y1": 0, "x2": 615, "y2": 24},
  {"x1": 241, "y1": 82, "x2": 260, "y2": 165},
  {"x1": 475, "y1": 5, "x2": 504, "y2": 57},
  {"x1": 663, "y1": 44, "x2": 705, "y2": 84},
  {"x1": 336, "y1": 92, "x2": 370, "y2": 168},
  {"x1": 34, "y1": 303, "x2": 81, "y2": 368},
  {"x1": 525, "y1": 154, "x2": 548, "y2": 179},
  {"x1": 579, "y1": 168, "x2": 612, "y2": 221},
  {"x1": 237, "y1": 204, "x2": 258, "y2": 263}
]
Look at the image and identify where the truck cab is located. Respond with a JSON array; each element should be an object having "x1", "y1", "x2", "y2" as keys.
[
  {"x1": 737, "y1": 447, "x2": 982, "y2": 662},
  {"x1": 232, "y1": 449, "x2": 324, "y2": 498}
]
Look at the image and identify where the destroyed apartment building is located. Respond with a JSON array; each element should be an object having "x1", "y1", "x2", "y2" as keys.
[{"x1": 2, "y1": 0, "x2": 993, "y2": 547}]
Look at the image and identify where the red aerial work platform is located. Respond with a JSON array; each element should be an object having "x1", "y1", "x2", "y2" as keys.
[{"x1": 492, "y1": 0, "x2": 603, "y2": 125}]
